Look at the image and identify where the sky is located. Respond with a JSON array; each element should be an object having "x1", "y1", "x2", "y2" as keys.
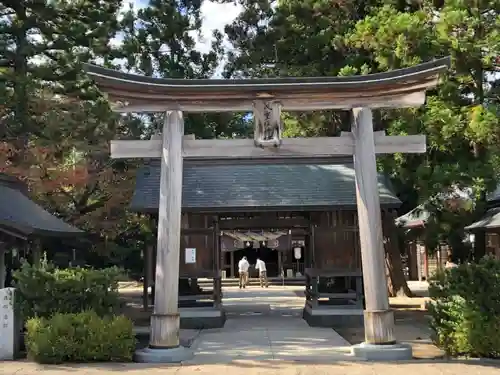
[{"x1": 120, "y1": 0, "x2": 242, "y2": 55}]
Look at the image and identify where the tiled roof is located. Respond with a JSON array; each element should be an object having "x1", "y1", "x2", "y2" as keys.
[
  {"x1": 0, "y1": 174, "x2": 84, "y2": 238},
  {"x1": 465, "y1": 208, "x2": 500, "y2": 230},
  {"x1": 130, "y1": 161, "x2": 401, "y2": 212}
]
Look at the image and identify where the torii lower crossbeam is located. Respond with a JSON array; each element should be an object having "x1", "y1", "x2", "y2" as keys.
[{"x1": 110, "y1": 133, "x2": 426, "y2": 163}]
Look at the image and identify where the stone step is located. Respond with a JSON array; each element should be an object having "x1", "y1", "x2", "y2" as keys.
[{"x1": 198, "y1": 277, "x2": 304, "y2": 288}]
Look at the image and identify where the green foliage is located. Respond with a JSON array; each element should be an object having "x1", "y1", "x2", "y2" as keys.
[
  {"x1": 0, "y1": 0, "x2": 122, "y2": 135},
  {"x1": 0, "y1": 0, "x2": 142, "y2": 243},
  {"x1": 117, "y1": 0, "x2": 252, "y2": 140},
  {"x1": 13, "y1": 262, "x2": 122, "y2": 319},
  {"x1": 344, "y1": 1, "x2": 500, "y2": 256},
  {"x1": 347, "y1": 5, "x2": 436, "y2": 69},
  {"x1": 224, "y1": 0, "x2": 376, "y2": 136},
  {"x1": 25, "y1": 311, "x2": 136, "y2": 364},
  {"x1": 428, "y1": 256, "x2": 500, "y2": 358}
]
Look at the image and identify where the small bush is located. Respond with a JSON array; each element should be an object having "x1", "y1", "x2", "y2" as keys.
[
  {"x1": 428, "y1": 256, "x2": 500, "y2": 358},
  {"x1": 13, "y1": 262, "x2": 122, "y2": 319},
  {"x1": 25, "y1": 311, "x2": 136, "y2": 364}
]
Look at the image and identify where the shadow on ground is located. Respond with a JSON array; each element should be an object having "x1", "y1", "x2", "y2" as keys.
[{"x1": 14, "y1": 358, "x2": 500, "y2": 374}]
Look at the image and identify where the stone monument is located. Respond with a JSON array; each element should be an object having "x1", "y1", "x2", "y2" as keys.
[{"x1": 0, "y1": 288, "x2": 17, "y2": 360}]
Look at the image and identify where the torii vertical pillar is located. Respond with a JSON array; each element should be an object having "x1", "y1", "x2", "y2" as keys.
[
  {"x1": 135, "y1": 111, "x2": 193, "y2": 363},
  {"x1": 351, "y1": 108, "x2": 412, "y2": 360}
]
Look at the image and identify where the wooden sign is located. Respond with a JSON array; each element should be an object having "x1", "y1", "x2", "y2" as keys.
[
  {"x1": 185, "y1": 248, "x2": 196, "y2": 264},
  {"x1": 268, "y1": 239, "x2": 279, "y2": 249}
]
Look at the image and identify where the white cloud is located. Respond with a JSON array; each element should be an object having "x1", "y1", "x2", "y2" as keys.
[
  {"x1": 191, "y1": 1, "x2": 242, "y2": 77},
  {"x1": 114, "y1": 1, "x2": 241, "y2": 54},
  {"x1": 110, "y1": 0, "x2": 241, "y2": 76},
  {"x1": 191, "y1": 1, "x2": 242, "y2": 54}
]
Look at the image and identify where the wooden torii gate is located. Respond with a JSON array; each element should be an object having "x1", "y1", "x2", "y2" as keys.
[{"x1": 85, "y1": 57, "x2": 450, "y2": 362}]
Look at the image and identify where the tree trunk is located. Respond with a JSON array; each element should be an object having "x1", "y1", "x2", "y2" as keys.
[
  {"x1": 384, "y1": 211, "x2": 413, "y2": 297},
  {"x1": 385, "y1": 243, "x2": 413, "y2": 297}
]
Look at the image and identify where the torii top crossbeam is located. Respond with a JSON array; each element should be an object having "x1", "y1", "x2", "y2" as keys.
[{"x1": 84, "y1": 57, "x2": 450, "y2": 113}]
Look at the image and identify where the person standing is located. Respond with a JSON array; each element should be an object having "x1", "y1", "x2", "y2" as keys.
[
  {"x1": 255, "y1": 257, "x2": 269, "y2": 288},
  {"x1": 238, "y1": 256, "x2": 250, "y2": 289}
]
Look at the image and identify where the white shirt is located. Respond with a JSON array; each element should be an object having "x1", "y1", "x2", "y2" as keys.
[
  {"x1": 255, "y1": 259, "x2": 266, "y2": 273},
  {"x1": 238, "y1": 258, "x2": 249, "y2": 272}
]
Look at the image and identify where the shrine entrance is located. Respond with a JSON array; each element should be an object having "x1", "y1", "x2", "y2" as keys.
[
  {"x1": 220, "y1": 226, "x2": 295, "y2": 279},
  {"x1": 230, "y1": 246, "x2": 279, "y2": 278},
  {"x1": 85, "y1": 57, "x2": 450, "y2": 362}
]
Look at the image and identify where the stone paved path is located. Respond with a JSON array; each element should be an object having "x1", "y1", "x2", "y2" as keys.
[
  {"x1": 184, "y1": 286, "x2": 353, "y2": 364},
  {"x1": 186, "y1": 314, "x2": 353, "y2": 364}
]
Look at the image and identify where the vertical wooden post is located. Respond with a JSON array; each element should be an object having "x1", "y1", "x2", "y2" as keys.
[
  {"x1": 230, "y1": 251, "x2": 234, "y2": 278},
  {"x1": 32, "y1": 239, "x2": 41, "y2": 266},
  {"x1": 352, "y1": 107, "x2": 396, "y2": 345},
  {"x1": 424, "y1": 248, "x2": 429, "y2": 280},
  {"x1": 213, "y1": 217, "x2": 221, "y2": 307},
  {"x1": 149, "y1": 110, "x2": 184, "y2": 349},
  {"x1": 278, "y1": 251, "x2": 282, "y2": 277},
  {"x1": 151, "y1": 243, "x2": 157, "y2": 304},
  {"x1": 408, "y1": 241, "x2": 418, "y2": 280},
  {"x1": 0, "y1": 242, "x2": 6, "y2": 289},
  {"x1": 309, "y1": 223, "x2": 316, "y2": 268},
  {"x1": 143, "y1": 244, "x2": 153, "y2": 311}
]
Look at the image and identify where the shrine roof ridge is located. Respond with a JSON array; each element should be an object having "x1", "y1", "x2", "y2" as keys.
[{"x1": 84, "y1": 57, "x2": 450, "y2": 90}]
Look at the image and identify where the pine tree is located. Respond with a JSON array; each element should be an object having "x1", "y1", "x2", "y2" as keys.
[
  {"x1": 0, "y1": 0, "x2": 137, "y2": 238},
  {"x1": 117, "y1": 0, "x2": 251, "y2": 138}
]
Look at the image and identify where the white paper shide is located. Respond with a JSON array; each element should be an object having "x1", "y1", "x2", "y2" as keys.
[{"x1": 294, "y1": 247, "x2": 302, "y2": 260}]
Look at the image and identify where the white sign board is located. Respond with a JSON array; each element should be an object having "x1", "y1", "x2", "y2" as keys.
[
  {"x1": 185, "y1": 248, "x2": 196, "y2": 264},
  {"x1": 0, "y1": 288, "x2": 15, "y2": 360},
  {"x1": 294, "y1": 247, "x2": 302, "y2": 260}
]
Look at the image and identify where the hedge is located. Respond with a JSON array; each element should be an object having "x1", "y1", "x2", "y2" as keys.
[
  {"x1": 13, "y1": 262, "x2": 122, "y2": 319},
  {"x1": 428, "y1": 256, "x2": 500, "y2": 358},
  {"x1": 25, "y1": 311, "x2": 136, "y2": 364}
]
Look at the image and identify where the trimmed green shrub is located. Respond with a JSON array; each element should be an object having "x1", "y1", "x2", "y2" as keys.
[
  {"x1": 25, "y1": 311, "x2": 136, "y2": 364},
  {"x1": 13, "y1": 262, "x2": 122, "y2": 319},
  {"x1": 428, "y1": 256, "x2": 500, "y2": 358}
]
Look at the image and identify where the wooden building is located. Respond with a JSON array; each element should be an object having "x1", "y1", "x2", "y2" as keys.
[
  {"x1": 0, "y1": 173, "x2": 84, "y2": 288},
  {"x1": 132, "y1": 160, "x2": 402, "y2": 327},
  {"x1": 465, "y1": 186, "x2": 500, "y2": 258},
  {"x1": 396, "y1": 206, "x2": 446, "y2": 280}
]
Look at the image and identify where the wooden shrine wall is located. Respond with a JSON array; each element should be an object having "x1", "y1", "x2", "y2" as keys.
[
  {"x1": 311, "y1": 211, "x2": 361, "y2": 270},
  {"x1": 173, "y1": 209, "x2": 398, "y2": 275},
  {"x1": 179, "y1": 213, "x2": 215, "y2": 276}
]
